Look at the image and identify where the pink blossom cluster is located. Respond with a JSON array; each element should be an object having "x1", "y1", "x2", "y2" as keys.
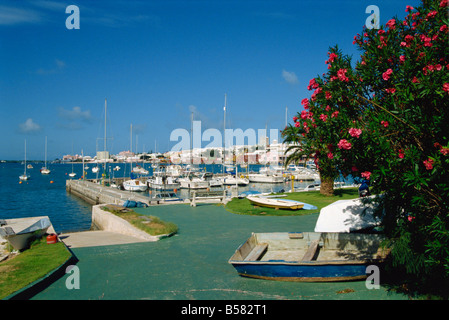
[
  {"x1": 337, "y1": 139, "x2": 352, "y2": 150},
  {"x1": 423, "y1": 158, "x2": 434, "y2": 170},
  {"x1": 382, "y1": 68, "x2": 393, "y2": 81},
  {"x1": 348, "y1": 128, "x2": 362, "y2": 138}
]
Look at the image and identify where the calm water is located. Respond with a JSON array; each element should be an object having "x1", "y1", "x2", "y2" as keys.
[
  {"x1": 0, "y1": 162, "x2": 321, "y2": 233},
  {"x1": 0, "y1": 162, "x2": 92, "y2": 233}
]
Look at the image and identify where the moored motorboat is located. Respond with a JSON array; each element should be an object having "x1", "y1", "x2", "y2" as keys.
[
  {"x1": 123, "y1": 179, "x2": 148, "y2": 192},
  {"x1": 228, "y1": 232, "x2": 389, "y2": 282}
]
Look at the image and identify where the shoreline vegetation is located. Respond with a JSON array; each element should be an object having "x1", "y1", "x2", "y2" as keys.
[{"x1": 0, "y1": 237, "x2": 71, "y2": 300}]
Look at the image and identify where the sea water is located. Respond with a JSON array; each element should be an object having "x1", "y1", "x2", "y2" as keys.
[{"x1": 0, "y1": 161, "x2": 322, "y2": 233}]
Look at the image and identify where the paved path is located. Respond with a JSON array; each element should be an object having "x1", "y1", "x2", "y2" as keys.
[{"x1": 59, "y1": 231, "x2": 148, "y2": 248}]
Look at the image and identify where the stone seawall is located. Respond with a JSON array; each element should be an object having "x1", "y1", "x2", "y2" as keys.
[{"x1": 92, "y1": 205, "x2": 162, "y2": 241}]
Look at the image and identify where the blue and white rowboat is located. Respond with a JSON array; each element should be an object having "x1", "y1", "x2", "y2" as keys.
[{"x1": 228, "y1": 232, "x2": 388, "y2": 282}]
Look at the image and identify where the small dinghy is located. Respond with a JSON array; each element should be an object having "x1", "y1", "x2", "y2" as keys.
[
  {"x1": 246, "y1": 195, "x2": 304, "y2": 210},
  {"x1": 228, "y1": 232, "x2": 389, "y2": 282}
]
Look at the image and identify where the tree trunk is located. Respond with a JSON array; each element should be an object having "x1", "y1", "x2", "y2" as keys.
[{"x1": 319, "y1": 172, "x2": 334, "y2": 196}]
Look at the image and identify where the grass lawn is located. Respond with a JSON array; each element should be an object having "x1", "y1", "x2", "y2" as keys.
[
  {"x1": 225, "y1": 188, "x2": 360, "y2": 216},
  {"x1": 101, "y1": 205, "x2": 178, "y2": 236},
  {"x1": 0, "y1": 237, "x2": 71, "y2": 300}
]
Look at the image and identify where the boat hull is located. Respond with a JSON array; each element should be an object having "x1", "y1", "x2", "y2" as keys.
[
  {"x1": 231, "y1": 261, "x2": 370, "y2": 282},
  {"x1": 247, "y1": 196, "x2": 304, "y2": 210},
  {"x1": 229, "y1": 232, "x2": 388, "y2": 282}
]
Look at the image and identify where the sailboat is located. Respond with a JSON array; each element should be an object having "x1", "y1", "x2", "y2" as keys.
[
  {"x1": 123, "y1": 123, "x2": 147, "y2": 192},
  {"x1": 40, "y1": 136, "x2": 51, "y2": 174},
  {"x1": 69, "y1": 143, "x2": 76, "y2": 177},
  {"x1": 19, "y1": 140, "x2": 30, "y2": 180}
]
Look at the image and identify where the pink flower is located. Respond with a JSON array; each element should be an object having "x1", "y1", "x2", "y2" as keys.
[
  {"x1": 443, "y1": 83, "x2": 449, "y2": 94},
  {"x1": 293, "y1": 116, "x2": 298, "y2": 122},
  {"x1": 331, "y1": 111, "x2": 339, "y2": 118},
  {"x1": 386, "y1": 19, "x2": 396, "y2": 29},
  {"x1": 385, "y1": 88, "x2": 396, "y2": 94},
  {"x1": 327, "y1": 152, "x2": 334, "y2": 159},
  {"x1": 399, "y1": 55, "x2": 406, "y2": 63},
  {"x1": 295, "y1": 121, "x2": 300, "y2": 128},
  {"x1": 441, "y1": 0, "x2": 448, "y2": 7},
  {"x1": 412, "y1": 76, "x2": 419, "y2": 83},
  {"x1": 361, "y1": 171, "x2": 371, "y2": 180},
  {"x1": 398, "y1": 149, "x2": 405, "y2": 159},
  {"x1": 423, "y1": 158, "x2": 434, "y2": 170},
  {"x1": 337, "y1": 68, "x2": 349, "y2": 82},
  {"x1": 439, "y1": 147, "x2": 449, "y2": 156},
  {"x1": 301, "y1": 98, "x2": 310, "y2": 109},
  {"x1": 382, "y1": 68, "x2": 393, "y2": 81},
  {"x1": 427, "y1": 10, "x2": 437, "y2": 18},
  {"x1": 381, "y1": 120, "x2": 389, "y2": 128},
  {"x1": 325, "y1": 91, "x2": 332, "y2": 100},
  {"x1": 300, "y1": 110, "x2": 309, "y2": 119},
  {"x1": 348, "y1": 128, "x2": 362, "y2": 138},
  {"x1": 337, "y1": 139, "x2": 352, "y2": 150},
  {"x1": 441, "y1": 25, "x2": 448, "y2": 33},
  {"x1": 405, "y1": 5, "x2": 414, "y2": 12},
  {"x1": 307, "y1": 78, "x2": 319, "y2": 91},
  {"x1": 351, "y1": 166, "x2": 358, "y2": 172},
  {"x1": 319, "y1": 114, "x2": 328, "y2": 122},
  {"x1": 327, "y1": 52, "x2": 338, "y2": 64}
]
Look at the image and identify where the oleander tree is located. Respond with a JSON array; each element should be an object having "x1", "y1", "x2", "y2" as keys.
[{"x1": 283, "y1": 0, "x2": 449, "y2": 295}]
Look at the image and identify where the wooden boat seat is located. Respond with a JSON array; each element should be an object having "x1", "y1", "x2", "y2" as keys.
[
  {"x1": 244, "y1": 243, "x2": 268, "y2": 261},
  {"x1": 301, "y1": 240, "x2": 320, "y2": 261}
]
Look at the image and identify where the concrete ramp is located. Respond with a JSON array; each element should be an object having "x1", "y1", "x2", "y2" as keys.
[{"x1": 59, "y1": 231, "x2": 148, "y2": 248}]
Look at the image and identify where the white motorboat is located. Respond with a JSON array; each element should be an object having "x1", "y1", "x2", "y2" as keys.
[
  {"x1": 248, "y1": 173, "x2": 284, "y2": 183},
  {"x1": 288, "y1": 166, "x2": 319, "y2": 181},
  {"x1": 220, "y1": 175, "x2": 249, "y2": 186},
  {"x1": 153, "y1": 192, "x2": 182, "y2": 202},
  {"x1": 132, "y1": 165, "x2": 149, "y2": 175},
  {"x1": 147, "y1": 176, "x2": 180, "y2": 190},
  {"x1": 123, "y1": 179, "x2": 148, "y2": 192},
  {"x1": 179, "y1": 176, "x2": 210, "y2": 189}
]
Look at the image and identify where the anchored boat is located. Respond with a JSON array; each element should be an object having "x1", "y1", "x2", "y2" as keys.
[{"x1": 228, "y1": 232, "x2": 389, "y2": 282}]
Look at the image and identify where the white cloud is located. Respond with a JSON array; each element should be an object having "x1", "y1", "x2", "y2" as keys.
[
  {"x1": 36, "y1": 59, "x2": 66, "y2": 75},
  {"x1": 0, "y1": 6, "x2": 42, "y2": 25},
  {"x1": 282, "y1": 69, "x2": 298, "y2": 84},
  {"x1": 19, "y1": 118, "x2": 42, "y2": 133},
  {"x1": 58, "y1": 106, "x2": 92, "y2": 121}
]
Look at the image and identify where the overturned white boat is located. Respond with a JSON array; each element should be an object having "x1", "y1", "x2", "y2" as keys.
[
  {"x1": 314, "y1": 195, "x2": 383, "y2": 233},
  {"x1": 0, "y1": 216, "x2": 53, "y2": 250}
]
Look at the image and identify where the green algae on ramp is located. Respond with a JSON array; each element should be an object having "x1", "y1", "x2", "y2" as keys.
[{"x1": 31, "y1": 204, "x2": 408, "y2": 300}]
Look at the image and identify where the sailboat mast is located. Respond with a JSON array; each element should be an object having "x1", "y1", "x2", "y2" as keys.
[
  {"x1": 223, "y1": 93, "x2": 227, "y2": 174},
  {"x1": 104, "y1": 98, "x2": 107, "y2": 152}
]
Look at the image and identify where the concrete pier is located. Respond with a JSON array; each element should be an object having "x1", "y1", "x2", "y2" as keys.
[{"x1": 66, "y1": 179, "x2": 150, "y2": 206}]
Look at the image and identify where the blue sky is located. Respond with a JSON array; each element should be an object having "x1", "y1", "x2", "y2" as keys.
[{"x1": 0, "y1": 0, "x2": 420, "y2": 160}]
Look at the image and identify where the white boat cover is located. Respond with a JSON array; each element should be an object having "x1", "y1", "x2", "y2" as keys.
[{"x1": 314, "y1": 196, "x2": 383, "y2": 233}]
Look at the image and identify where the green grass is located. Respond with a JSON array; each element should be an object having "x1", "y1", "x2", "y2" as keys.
[
  {"x1": 225, "y1": 188, "x2": 360, "y2": 216},
  {"x1": 0, "y1": 237, "x2": 71, "y2": 300},
  {"x1": 101, "y1": 205, "x2": 178, "y2": 236}
]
